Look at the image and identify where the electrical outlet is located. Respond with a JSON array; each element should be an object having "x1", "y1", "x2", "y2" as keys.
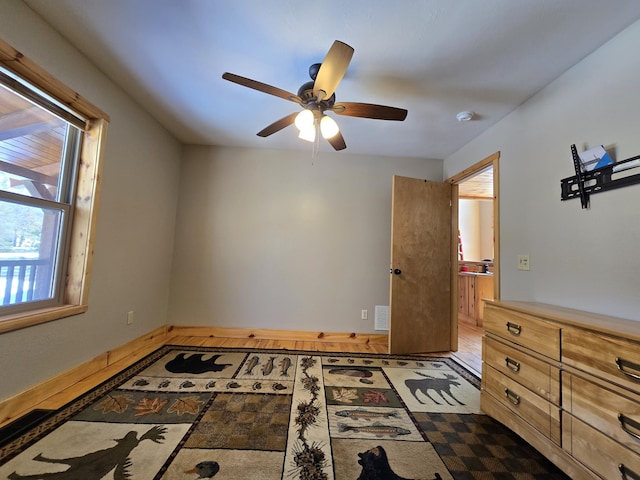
[
  {"x1": 517, "y1": 255, "x2": 530, "y2": 271},
  {"x1": 361, "y1": 309, "x2": 368, "y2": 320},
  {"x1": 127, "y1": 310, "x2": 135, "y2": 325}
]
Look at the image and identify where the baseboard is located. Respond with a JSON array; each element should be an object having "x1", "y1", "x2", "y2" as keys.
[
  {"x1": 0, "y1": 325, "x2": 170, "y2": 428},
  {"x1": 167, "y1": 325, "x2": 389, "y2": 345},
  {"x1": 0, "y1": 325, "x2": 387, "y2": 428}
]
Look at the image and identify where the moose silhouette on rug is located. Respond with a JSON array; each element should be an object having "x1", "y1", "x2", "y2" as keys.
[
  {"x1": 356, "y1": 445, "x2": 443, "y2": 480},
  {"x1": 405, "y1": 372, "x2": 465, "y2": 406},
  {"x1": 8, "y1": 426, "x2": 166, "y2": 479}
]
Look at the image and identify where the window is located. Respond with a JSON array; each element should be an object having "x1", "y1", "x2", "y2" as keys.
[{"x1": 0, "y1": 39, "x2": 109, "y2": 332}]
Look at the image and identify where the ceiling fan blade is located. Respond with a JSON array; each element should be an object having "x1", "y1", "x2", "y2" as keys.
[
  {"x1": 222, "y1": 72, "x2": 301, "y2": 103},
  {"x1": 313, "y1": 41, "x2": 354, "y2": 101},
  {"x1": 327, "y1": 131, "x2": 347, "y2": 151},
  {"x1": 332, "y1": 102, "x2": 408, "y2": 121},
  {"x1": 257, "y1": 112, "x2": 298, "y2": 137}
]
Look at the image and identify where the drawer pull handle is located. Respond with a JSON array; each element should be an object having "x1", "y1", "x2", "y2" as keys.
[
  {"x1": 619, "y1": 464, "x2": 640, "y2": 480},
  {"x1": 506, "y1": 322, "x2": 522, "y2": 336},
  {"x1": 618, "y1": 414, "x2": 640, "y2": 442},
  {"x1": 615, "y1": 357, "x2": 640, "y2": 381},
  {"x1": 504, "y1": 388, "x2": 520, "y2": 406},
  {"x1": 505, "y1": 357, "x2": 521, "y2": 373}
]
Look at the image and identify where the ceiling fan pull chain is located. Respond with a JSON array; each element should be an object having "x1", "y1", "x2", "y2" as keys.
[{"x1": 312, "y1": 123, "x2": 320, "y2": 161}]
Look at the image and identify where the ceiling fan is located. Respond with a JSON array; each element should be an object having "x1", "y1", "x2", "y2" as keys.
[{"x1": 222, "y1": 40, "x2": 408, "y2": 151}]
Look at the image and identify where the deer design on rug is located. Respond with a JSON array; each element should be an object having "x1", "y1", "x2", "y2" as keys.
[{"x1": 405, "y1": 372, "x2": 465, "y2": 406}]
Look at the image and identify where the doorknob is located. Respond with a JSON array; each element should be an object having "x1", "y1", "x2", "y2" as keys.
[{"x1": 390, "y1": 268, "x2": 402, "y2": 275}]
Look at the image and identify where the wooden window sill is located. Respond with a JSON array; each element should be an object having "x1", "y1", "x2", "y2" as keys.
[{"x1": 0, "y1": 304, "x2": 87, "y2": 334}]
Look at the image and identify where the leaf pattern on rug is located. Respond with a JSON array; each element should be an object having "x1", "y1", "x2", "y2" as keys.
[
  {"x1": 167, "y1": 396, "x2": 205, "y2": 415},
  {"x1": 362, "y1": 390, "x2": 389, "y2": 404},
  {"x1": 132, "y1": 397, "x2": 169, "y2": 416},
  {"x1": 93, "y1": 394, "x2": 135, "y2": 414},
  {"x1": 331, "y1": 387, "x2": 359, "y2": 403}
]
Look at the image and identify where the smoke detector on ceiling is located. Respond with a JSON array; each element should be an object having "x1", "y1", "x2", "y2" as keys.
[{"x1": 456, "y1": 111, "x2": 475, "y2": 122}]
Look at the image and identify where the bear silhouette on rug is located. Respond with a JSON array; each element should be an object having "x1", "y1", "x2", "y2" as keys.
[
  {"x1": 165, "y1": 353, "x2": 231, "y2": 374},
  {"x1": 356, "y1": 445, "x2": 443, "y2": 480}
]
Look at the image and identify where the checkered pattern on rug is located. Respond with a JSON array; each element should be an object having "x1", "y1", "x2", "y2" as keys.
[
  {"x1": 184, "y1": 392, "x2": 292, "y2": 451},
  {"x1": 414, "y1": 412, "x2": 570, "y2": 480}
]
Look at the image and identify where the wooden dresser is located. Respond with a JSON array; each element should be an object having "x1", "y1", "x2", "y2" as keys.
[{"x1": 481, "y1": 300, "x2": 640, "y2": 479}]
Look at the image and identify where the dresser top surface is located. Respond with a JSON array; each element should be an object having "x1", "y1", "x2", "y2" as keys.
[{"x1": 486, "y1": 300, "x2": 640, "y2": 341}]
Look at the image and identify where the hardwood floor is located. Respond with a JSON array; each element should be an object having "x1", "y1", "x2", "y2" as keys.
[
  {"x1": 453, "y1": 321, "x2": 483, "y2": 375},
  {"x1": 168, "y1": 324, "x2": 482, "y2": 377},
  {"x1": 1, "y1": 324, "x2": 483, "y2": 430}
]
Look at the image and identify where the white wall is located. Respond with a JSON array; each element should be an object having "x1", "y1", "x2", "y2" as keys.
[
  {"x1": 0, "y1": 1, "x2": 182, "y2": 401},
  {"x1": 168, "y1": 146, "x2": 442, "y2": 333},
  {"x1": 445, "y1": 19, "x2": 640, "y2": 321}
]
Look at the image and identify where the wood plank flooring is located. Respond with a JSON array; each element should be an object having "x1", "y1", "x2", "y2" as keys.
[
  {"x1": 167, "y1": 323, "x2": 482, "y2": 375},
  {"x1": 452, "y1": 321, "x2": 483, "y2": 374},
  {"x1": 2, "y1": 324, "x2": 482, "y2": 429}
]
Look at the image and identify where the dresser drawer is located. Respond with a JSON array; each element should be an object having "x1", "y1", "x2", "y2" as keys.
[
  {"x1": 564, "y1": 412, "x2": 640, "y2": 480},
  {"x1": 483, "y1": 304, "x2": 561, "y2": 360},
  {"x1": 483, "y1": 363, "x2": 561, "y2": 444},
  {"x1": 563, "y1": 372, "x2": 640, "y2": 455},
  {"x1": 484, "y1": 335, "x2": 560, "y2": 405},
  {"x1": 563, "y1": 326, "x2": 640, "y2": 394}
]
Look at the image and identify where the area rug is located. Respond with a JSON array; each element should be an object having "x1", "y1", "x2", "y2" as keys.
[{"x1": 0, "y1": 346, "x2": 569, "y2": 479}]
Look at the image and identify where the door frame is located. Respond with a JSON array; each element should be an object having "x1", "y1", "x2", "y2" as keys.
[{"x1": 446, "y1": 151, "x2": 500, "y2": 351}]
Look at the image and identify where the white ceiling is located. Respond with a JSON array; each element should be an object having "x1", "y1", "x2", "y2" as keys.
[{"x1": 24, "y1": 0, "x2": 640, "y2": 159}]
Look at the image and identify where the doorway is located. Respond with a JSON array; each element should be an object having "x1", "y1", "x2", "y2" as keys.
[{"x1": 446, "y1": 152, "x2": 500, "y2": 373}]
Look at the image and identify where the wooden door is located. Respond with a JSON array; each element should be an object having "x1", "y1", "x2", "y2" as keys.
[{"x1": 389, "y1": 175, "x2": 452, "y2": 354}]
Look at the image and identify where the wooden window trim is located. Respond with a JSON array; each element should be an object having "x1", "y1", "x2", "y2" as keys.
[{"x1": 0, "y1": 38, "x2": 109, "y2": 333}]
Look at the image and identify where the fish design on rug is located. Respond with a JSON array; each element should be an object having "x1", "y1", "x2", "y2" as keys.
[
  {"x1": 8, "y1": 425, "x2": 167, "y2": 479},
  {"x1": 338, "y1": 422, "x2": 411, "y2": 437},
  {"x1": 328, "y1": 367, "x2": 374, "y2": 384},
  {"x1": 356, "y1": 445, "x2": 443, "y2": 480},
  {"x1": 185, "y1": 460, "x2": 220, "y2": 478},
  {"x1": 261, "y1": 356, "x2": 276, "y2": 375},
  {"x1": 165, "y1": 353, "x2": 232, "y2": 374},
  {"x1": 244, "y1": 355, "x2": 260, "y2": 375},
  {"x1": 405, "y1": 372, "x2": 464, "y2": 406},
  {"x1": 335, "y1": 408, "x2": 399, "y2": 421},
  {"x1": 279, "y1": 357, "x2": 292, "y2": 376}
]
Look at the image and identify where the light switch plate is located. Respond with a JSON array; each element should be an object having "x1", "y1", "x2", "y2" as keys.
[{"x1": 517, "y1": 255, "x2": 530, "y2": 271}]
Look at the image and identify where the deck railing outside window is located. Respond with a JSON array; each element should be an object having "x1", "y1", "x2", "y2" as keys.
[{"x1": 0, "y1": 257, "x2": 50, "y2": 305}]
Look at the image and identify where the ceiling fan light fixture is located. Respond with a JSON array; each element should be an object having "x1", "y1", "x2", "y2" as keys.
[
  {"x1": 298, "y1": 124, "x2": 316, "y2": 142},
  {"x1": 222, "y1": 40, "x2": 408, "y2": 152},
  {"x1": 295, "y1": 109, "x2": 314, "y2": 131},
  {"x1": 320, "y1": 115, "x2": 339, "y2": 139}
]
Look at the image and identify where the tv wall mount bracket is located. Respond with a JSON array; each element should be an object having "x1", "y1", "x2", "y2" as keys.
[{"x1": 561, "y1": 144, "x2": 640, "y2": 209}]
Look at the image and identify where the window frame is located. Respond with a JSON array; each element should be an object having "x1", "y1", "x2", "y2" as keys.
[{"x1": 0, "y1": 38, "x2": 109, "y2": 333}]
